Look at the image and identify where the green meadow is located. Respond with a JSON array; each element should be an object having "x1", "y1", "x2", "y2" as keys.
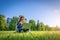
[{"x1": 0, "y1": 31, "x2": 60, "y2": 40}]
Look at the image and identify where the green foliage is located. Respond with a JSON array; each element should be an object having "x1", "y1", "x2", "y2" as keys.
[
  {"x1": 22, "y1": 23, "x2": 31, "y2": 29},
  {"x1": 0, "y1": 14, "x2": 59, "y2": 31},
  {"x1": 29, "y1": 19, "x2": 37, "y2": 31},
  {"x1": 29, "y1": 19, "x2": 35, "y2": 25},
  {"x1": 0, "y1": 14, "x2": 8, "y2": 31},
  {"x1": 9, "y1": 16, "x2": 19, "y2": 30},
  {"x1": 37, "y1": 22, "x2": 45, "y2": 31},
  {"x1": 37, "y1": 20, "x2": 40, "y2": 30}
]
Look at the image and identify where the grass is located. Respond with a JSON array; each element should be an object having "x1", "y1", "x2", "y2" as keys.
[{"x1": 0, "y1": 31, "x2": 60, "y2": 40}]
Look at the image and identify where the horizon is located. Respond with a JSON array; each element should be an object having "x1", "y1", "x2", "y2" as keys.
[{"x1": 0, "y1": 0, "x2": 60, "y2": 27}]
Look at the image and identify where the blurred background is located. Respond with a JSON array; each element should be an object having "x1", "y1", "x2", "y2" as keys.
[{"x1": 0, "y1": 0, "x2": 60, "y2": 31}]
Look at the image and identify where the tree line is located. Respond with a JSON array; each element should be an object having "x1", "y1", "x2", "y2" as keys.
[{"x1": 0, "y1": 14, "x2": 60, "y2": 31}]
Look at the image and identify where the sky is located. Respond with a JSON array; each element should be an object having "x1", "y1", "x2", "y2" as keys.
[{"x1": 0, "y1": 0, "x2": 60, "y2": 27}]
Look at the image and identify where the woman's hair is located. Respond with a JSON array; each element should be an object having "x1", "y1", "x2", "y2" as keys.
[{"x1": 19, "y1": 16, "x2": 24, "y2": 22}]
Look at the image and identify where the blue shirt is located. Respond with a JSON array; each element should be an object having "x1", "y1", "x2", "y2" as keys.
[{"x1": 17, "y1": 22, "x2": 22, "y2": 31}]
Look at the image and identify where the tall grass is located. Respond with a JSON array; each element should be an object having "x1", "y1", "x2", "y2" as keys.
[{"x1": 0, "y1": 31, "x2": 60, "y2": 40}]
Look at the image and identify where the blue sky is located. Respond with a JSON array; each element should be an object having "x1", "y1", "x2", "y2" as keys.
[{"x1": 0, "y1": 0, "x2": 60, "y2": 27}]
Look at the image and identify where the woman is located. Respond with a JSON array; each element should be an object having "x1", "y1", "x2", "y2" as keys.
[{"x1": 17, "y1": 16, "x2": 26, "y2": 32}]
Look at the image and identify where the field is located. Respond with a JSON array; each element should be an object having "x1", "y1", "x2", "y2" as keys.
[{"x1": 0, "y1": 31, "x2": 60, "y2": 40}]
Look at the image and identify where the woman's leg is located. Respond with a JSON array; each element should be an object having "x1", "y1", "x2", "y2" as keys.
[
  {"x1": 22, "y1": 29, "x2": 29, "y2": 32},
  {"x1": 17, "y1": 28, "x2": 22, "y2": 32}
]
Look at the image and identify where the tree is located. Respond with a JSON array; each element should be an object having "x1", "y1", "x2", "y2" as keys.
[
  {"x1": 39, "y1": 22, "x2": 45, "y2": 31},
  {"x1": 9, "y1": 16, "x2": 19, "y2": 30},
  {"x1": 45, "y1": 25, "x2": 51, "y2": 31},
  {"x1": 0, "y1": 14, "x2": 8, "y2": 31},
  {"x1": 29, "y1": 19, "x2": 36, "y2": 31},
  {"x1": 37, "y1": 20, "x2": 40, "y2": 31},
  {"x1": 7, "y1": 17, "x2": 11, "y2": 25}
]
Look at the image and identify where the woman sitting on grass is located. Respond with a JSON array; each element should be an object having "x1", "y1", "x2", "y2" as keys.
[
  {"x1": 17, "y1": 16, "x2": 26, "y2": 32},
  {"x1": 17, "y1": 16, "x2": 29, "y2": 32}
]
